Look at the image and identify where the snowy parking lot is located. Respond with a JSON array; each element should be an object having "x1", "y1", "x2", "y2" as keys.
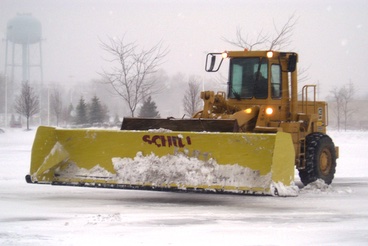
[{"x1": 1, "y1": 129, "x2": 368, "y2": 245}]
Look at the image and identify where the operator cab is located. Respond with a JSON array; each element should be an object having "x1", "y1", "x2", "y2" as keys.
[
  {"x1": 228, "y1": 57, "x2": 281, "y2": 100},
  {"x1": 205, "y1": 50, "x2": 296, "y2": 102}
]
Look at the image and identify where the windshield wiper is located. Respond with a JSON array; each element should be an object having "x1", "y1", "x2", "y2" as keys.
[
  {"x1": 255, "y1": 57, "x2": 264, "y2": 82},
  {"x1": 232, "y1": 90, "x2": 241, "y2": 101}
]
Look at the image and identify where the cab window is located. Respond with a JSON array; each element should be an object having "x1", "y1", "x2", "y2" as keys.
[
  {"x1": 229, "y1": 58, "x2": 268, "y2": 99},
  {"x1": 271, "y1": 64, "x2": 281, "y2": 98}
]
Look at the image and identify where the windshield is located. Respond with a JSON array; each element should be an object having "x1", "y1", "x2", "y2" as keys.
[{"x1": 228, "y1": 57, "x2": 268, "y2": 99}]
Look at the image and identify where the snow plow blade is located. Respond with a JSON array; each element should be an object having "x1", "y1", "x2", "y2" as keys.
[{"x1": 26, "y1": 126, "x2": 297, "y2": 196}]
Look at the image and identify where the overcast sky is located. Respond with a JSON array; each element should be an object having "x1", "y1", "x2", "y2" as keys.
[{"x1": 1, "y1": 0, "x2": 367, "y2": 99}]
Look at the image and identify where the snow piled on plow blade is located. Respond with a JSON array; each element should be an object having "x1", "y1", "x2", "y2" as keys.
[
  {"x1": 112, "y1": 152, "x2": 271, "y2": 189},
  {"x1": 27, "y1": 126, "x2": 298, "y2": 196},
  {"x1": 113, "y1": 152, "x2": 298, "y2": 196}
]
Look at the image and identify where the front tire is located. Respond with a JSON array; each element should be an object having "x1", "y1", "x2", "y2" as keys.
[{"x1": 299, "y1": 133, "x2": 337, "y2": 186}]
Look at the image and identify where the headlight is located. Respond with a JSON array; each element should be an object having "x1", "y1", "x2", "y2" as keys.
[
  {"x1": 266, "y1": 51, "x2": 273, "y2": 58},
  {"x1": 221, "y1": 52, "x2": 228, "y2": 59},
  {"x1": 244, "y1": 108, "x2": 252, "y2": 114},
  {"x1": 265, "y1": 107, "x2": 273, "y2": 115}
]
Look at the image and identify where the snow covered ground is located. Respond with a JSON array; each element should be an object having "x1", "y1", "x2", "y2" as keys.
[{"x1": 0, "y1": 128, "x2": 367, "y2": 245}]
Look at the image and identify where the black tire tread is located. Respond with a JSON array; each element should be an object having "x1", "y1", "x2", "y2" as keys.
[{"x1": 299, "y1": 133, "x2": 337, "y2": 185}]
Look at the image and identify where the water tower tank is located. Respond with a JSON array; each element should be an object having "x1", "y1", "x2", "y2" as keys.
[
  {"x1": 6, "y1": 14, "x2": 42, "y2": 44},
  {"x1": 3, "y1": 13, "x2": 44, "y2": 126}
]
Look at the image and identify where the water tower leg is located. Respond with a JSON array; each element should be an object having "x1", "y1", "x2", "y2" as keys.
[
  {"x1": 4, "y1": 40, "x2": 8, "y2": 127},
  {"x1": 10, "y1": 43, "x2": 15, "y2": 100},
  {"x1": 39, "y1": 42, "x2": 43, "y2": 84},
  {"x1": 22, "y1": 43, "x2": 29, "y2": 83}
]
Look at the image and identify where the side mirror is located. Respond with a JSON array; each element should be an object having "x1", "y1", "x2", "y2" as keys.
[
  {"x1": 205, "y1": 53, "x2": 224, "y2": 72},
  {"x1": 287, "y1": 54, "x2": 297, "y2": 72}
]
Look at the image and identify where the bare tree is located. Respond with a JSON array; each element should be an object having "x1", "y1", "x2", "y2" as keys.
[
  {"x1": 50, "y1": 87, "x2": 63, "y2": 126},
  {"x1": 100, "y1": 36, "x2": 168, "y2": 117},
  {"x1": 269, "y1": 15, "x2": 297, "y2": 50},
  {"x1": 0, "y1": 74, "x2": 4, "y2": 114},
  {"x1": 224, "y1": 14, "x2": 313, "y2": 96},
  {"x1": 14, "y1": 81, "x2": 40, "y2": 130},
  {"x1": 329, "y1": 81, "x2": 355, "y2": 131},
  {"x1": 223, "y1": 14, "x2": 298, "y2": 50},
  {"x1": 224, "y1": 28, "x2": 268, "y2": 51},
  {"x1": 62, "y1": 103, "x2": 74, "y2": 126},
  {"x1": 341, "y1": 81, "x2": 355, "y2": 131},
  {"x1": 329, "y1": 87, "x2": 343, "y2": 131},
  {"x1": 183, "y1": 76, "x2": 202, "y2": 116},
  {"x1": 297, "y1": 65, "x2": 311, "y2": 85}
]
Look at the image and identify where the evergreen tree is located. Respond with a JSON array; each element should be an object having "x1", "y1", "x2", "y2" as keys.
[
  {"x1": 138, "y1": 96, "x2": 160, "y2": 118},
  {"x1": 89, "y1": 95, "x2": 104, "y2": 124},
  {"x1": 75, "y1": 96, "x2": 88, "y2": 125}
]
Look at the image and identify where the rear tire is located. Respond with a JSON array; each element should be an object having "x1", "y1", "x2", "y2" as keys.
[{"x1": 299, "y1": 133, "x2": 337, "y2": 186}]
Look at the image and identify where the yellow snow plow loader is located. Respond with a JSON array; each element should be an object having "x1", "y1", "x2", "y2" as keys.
[{"x1": 26, "y1": 50, "x2": 338, "y2": 196}]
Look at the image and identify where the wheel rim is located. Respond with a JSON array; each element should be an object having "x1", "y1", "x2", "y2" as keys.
[{"x1": 320, "y1": 148, "x2": 332, "y2": 176}]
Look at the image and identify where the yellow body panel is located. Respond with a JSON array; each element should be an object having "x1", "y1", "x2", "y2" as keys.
[{"x1": 29, "y1": 126, "x2": 296, "y2": 196}]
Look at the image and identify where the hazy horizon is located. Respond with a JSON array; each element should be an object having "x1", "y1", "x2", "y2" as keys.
[{"x1": 1, "y1": 0, "x2": 367, "y2": 101}]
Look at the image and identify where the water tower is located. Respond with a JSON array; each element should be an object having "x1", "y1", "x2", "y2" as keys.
[{"x1": 3, "y1": 13, "x2": 43, "y2": 126}]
